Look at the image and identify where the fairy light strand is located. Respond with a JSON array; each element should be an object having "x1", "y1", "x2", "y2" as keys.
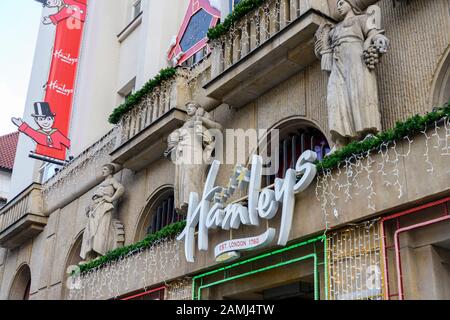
[{"x1": 316, "y1": 121, "x2": 450, "y2": 229}]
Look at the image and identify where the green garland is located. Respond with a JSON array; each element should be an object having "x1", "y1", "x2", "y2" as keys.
[
  {"x1": 77, "y1": 221, "x2": 186, "y2": 275},
  {"x1": 316, "y1": 102, "x2": 450, "y2": 172},
  {"x1": 108, "y1": 67, "x2": 177, "y2": 125},
  {"x1": 207, "y1": 0, "x2": 268, "y2": 41}
]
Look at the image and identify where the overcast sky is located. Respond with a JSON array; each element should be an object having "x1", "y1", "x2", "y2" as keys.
[{"x1": 0, "y1": 1, "x2": 42, "y2": 135}]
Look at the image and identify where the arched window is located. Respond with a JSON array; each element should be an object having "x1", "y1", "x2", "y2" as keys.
[
  {"x1": 135, "y1": 188, "x2": 183, "y2": 241},
  {"x1": 9, "y1": 265, "x2": 31, "y2": 300},
  {"x1": 261, "y1": 121, "x2": 330, "y2": 187},
  {"x1": 433, "y1": 51, "x2": 450, "y2": 106},
  {"x1": 147, "y1": 193, "x2": 178, "y2": 235}
]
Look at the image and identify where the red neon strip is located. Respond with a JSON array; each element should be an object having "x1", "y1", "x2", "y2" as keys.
[
  {"x1": 394, "y1": 215, "x2": 450, "y2": 300},
  {"x1": 120, "y1": 286, "x2": 166, "y2": 300},
  {"x1": 381, "y1": 196, "x2": 450, "y2": 223}
]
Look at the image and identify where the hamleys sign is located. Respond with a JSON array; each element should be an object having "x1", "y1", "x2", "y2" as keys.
[{"x1": 177, "y1": 151, "x2": 318, "y2": 263}]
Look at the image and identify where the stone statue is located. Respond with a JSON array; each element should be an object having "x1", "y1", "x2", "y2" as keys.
[
  {"x1": 80, "y1": 163, "x2": 125, "y2": 261},
  {"x1": 315, "y1": 0, "x2": 389, "y2": 151},
  {"x1": 165, "y1": 102, "x2": 222, "y2": 213}
]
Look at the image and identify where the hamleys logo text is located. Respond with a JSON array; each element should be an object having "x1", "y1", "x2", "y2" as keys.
[{"x1": 177, "y1": 150, "x2": 318, "y2": 262}]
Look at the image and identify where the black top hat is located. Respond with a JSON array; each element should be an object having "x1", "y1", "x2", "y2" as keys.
[
  {"x1": 34, "y1": 0, "x2": 47, "y2": 6},
  {"x1": 32, "y1": 102, "x2": 56, "y2": 118}
]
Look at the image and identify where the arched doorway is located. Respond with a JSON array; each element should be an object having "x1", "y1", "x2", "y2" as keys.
[{"x1": 8, "y1": 264, "x2": 31, "y2": 300}]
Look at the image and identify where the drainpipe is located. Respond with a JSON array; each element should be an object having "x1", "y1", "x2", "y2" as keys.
[
  {"x1": 380, "y1": 222, "x2": 390, "y2": 300},
  {"x1": 381, "y1": 196, "x2": 450, "y2": 300},
  {"x1": 394, "y1": 214, "x2": 450, "y2": 300}
]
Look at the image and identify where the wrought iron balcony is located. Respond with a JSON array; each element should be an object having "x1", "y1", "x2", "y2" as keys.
[
  {"x1": 0, "y1": 183, "x2": 46, "y2": 249},
  {"x1": 205, "y1": 0, "x2": 334, "y2": 107}
]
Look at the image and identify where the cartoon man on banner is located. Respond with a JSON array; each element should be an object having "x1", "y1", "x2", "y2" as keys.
[
  {"x1": 35, "y1": 0, "x2": 86, "y2": 25},
  {"x1": 11, "y1": 102, "x2": 71, "y2": 151}
]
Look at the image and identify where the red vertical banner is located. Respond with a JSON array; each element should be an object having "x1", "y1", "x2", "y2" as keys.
[
  {"x1": 35, "y1": 0, "x2": 87, "y2": 162},
  {"x1": 9, "y1": 1, "x2": 88, "y2": 164}
]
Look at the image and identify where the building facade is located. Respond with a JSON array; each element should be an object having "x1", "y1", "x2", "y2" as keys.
[
  {"x1": 0, "y1": 132, "x2": 19, "y2": 208},
  {"x1": 0, "y1": 0, "x2": 449, "y2": 300}
]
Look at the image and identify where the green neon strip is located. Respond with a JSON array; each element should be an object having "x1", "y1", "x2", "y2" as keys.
[
  {"x1": 313, "y1": 253, "x2": 318, "y2": 300},
  {"x1": 191, "y1": 274, "x2": 195, "y2": 300},
  {"x1": 192, "y1": 235, "x2": 326, "y2": 300},
  {"x1": 193, "y1": 235, "x2": 324, "y2": 280},
  {"x1": 324, "y1": 235, "x2": 328, "y2": 300},
  {"x1": 197, "y1": 254, "x2": 317, "y2": 300}
]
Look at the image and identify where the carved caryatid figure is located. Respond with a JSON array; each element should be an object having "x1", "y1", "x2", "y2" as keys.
[
  {"x1": 80, "y1": 163, "x2": 125, "y2": 261},
  {"x1": 165, "y1": 102, "x2": 222, "y2": 213},
  {"x1": 315, "y1": 0, "x2": 389, "y2": 150}
]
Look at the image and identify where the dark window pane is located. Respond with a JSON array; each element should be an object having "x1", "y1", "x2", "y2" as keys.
[
  {"x1": 147, "y1": 194, "x2": 177, "y2": 236},
  {"x1": 263, "y1": 126, "x2": 329, "y2": 187},
  {"x1": 156, "y1": 206, "x2": 162, "y2": 232}
]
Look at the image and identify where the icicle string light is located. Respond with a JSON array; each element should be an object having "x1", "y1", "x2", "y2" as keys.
[
  {"x1": 316, "y1": 118, "x2": 450, "y2": 228},
  {"x1": 68, "y1": 238, "x2": 183, "y2": 300},
  {"x1": 328, "y1": 219, "x2": 383, "y2": 300}
]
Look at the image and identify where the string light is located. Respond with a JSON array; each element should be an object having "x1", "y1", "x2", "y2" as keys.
[
  {"x1": 68, "y1": 238, "x2": 183, "y2": 300},
  {"x1": 364, "y1": 150, "x2": 376, "y2": 211},
  {"x1": 54, "y1": 1, "x2": 450, "y2": 298},
  {"x1": 166, "y1": 278, "x2": 192, "y2": 300},
  {"x1": 316, "y1": 121, "x2": 450, "y2": 229},
  {"x1": 42, "y1": 126, "x2": 119, "y2": 203},
  {"x1": 328, "y1": 219, "x2": 383, "y2": 300}
]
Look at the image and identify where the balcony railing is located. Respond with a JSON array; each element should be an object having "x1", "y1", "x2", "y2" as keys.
[
  {"x1": 211, "y1": 0, "x2": 330, "y2": 74},
  {"x1": 205, "y1": 0, "x2": 333, "y2": 107},
  {"x1": 0, "y1": 183, "x2": 46, "y2": 249},
  {"x1": 117, "y1": 69, "x2": 190, "y2": 146},
  {"x1": 111, "y1": 70, "x2": 191, "y2": 171}
]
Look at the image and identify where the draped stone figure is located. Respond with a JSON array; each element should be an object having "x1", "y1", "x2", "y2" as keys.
[
  {"x1": 80, "y1": 164, "x2": 125, "y2": 261},
  {"x1": 315, "y1": 0, "x2": 390, "y2": 150},
  {"x1": 165, "y1": 102, "x2": 222, "y2": 213}
]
